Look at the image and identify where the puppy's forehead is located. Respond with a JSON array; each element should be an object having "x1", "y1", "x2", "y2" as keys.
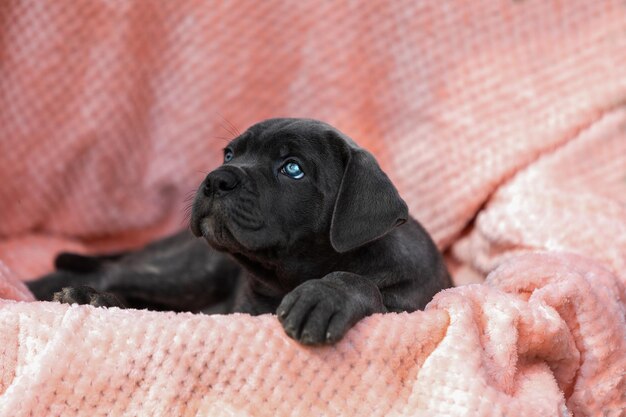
[{"x1": 228, "y1": 118, "x2": 357, "y2": 157}]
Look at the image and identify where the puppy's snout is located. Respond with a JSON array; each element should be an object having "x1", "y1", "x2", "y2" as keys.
[{"x1": 203, "y1": 169, "x2": 240, "y2": 197}]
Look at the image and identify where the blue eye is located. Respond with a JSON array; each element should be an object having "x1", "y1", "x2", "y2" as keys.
[
  {"x1": 280, "y1": 161, "x2": 304, "y2": 179},
  {"x1": 224, "y1": 150, "x2": 234, "y2": 162}
]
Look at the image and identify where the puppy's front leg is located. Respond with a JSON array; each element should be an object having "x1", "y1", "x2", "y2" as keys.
[
  {"x1": 277, "y1": 272, "x2": 386, "y2": 345},
  {"x1": 52, "y1": 285, "x2": 126, "y2": 308},
  {"x1": 28, "y1": 230, "x2": 241, "y2": 313}
]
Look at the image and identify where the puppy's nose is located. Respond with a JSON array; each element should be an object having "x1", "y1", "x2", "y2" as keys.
[{"x1": 203, "y1": 169, "x2": 240, "y2": 197}]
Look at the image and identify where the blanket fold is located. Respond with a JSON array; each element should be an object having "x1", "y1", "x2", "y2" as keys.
[{"x1": 1, "y1": 253, "x2": 624, "y2": 416}]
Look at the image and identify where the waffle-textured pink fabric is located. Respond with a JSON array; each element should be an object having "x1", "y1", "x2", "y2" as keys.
[{"x1": 1, "y1": 1, "x2": 625, "y2": 416}]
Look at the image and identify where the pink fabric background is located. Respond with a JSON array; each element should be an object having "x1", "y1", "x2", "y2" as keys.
[{"x1": 0, "y1": 1, "x2": 625, "y2": 416}]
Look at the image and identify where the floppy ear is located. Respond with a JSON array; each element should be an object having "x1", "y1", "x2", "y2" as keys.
[{"x1": 330, "y1": 148, "x2": 409, "y2": 253}]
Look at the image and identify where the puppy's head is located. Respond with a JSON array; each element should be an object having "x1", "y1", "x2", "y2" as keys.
[{"x1": 191, "y1": 118, "x2": 407, "y2": 260}]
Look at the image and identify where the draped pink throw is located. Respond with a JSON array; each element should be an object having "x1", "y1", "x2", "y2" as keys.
[{"x1": 1, "y1": 1, "x2": 625, "y2": 416}]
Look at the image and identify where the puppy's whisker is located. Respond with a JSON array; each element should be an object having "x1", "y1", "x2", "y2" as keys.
[
  {"x1": 184, "y1": 189, "x2": 199, "y2": 201},
  {"x1": 217, "y1": 121, "x2": 237, "y2": 139},
  {"x1": 180, "y1": 216, "x2": 191, "y2": 228},
  {"x1": 181, "y1": 204, "x2": 195, "y2": 226},
  {"x1": 217, "y1": 112, "x2": 241, "y2": 136},
  {"x1": 225, "y1": 118, "x2": 241, "y2": 136}
]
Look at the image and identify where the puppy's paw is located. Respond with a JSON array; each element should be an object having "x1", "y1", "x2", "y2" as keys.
[
  {"x1": 277, "y1": 280, "x2": 355, "y2": 345},
  {"x1": 52, "y1": 286, "x2": 124, "y2": 308}
]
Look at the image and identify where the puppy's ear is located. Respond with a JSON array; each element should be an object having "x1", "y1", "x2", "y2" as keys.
[{"x1": 330, "y1": 148, "x2": 408, "y2": 253}]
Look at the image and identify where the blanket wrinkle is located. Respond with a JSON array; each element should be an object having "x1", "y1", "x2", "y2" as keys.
[
  {"x1": 451, "y1": 106, "x2": 626, "y2": 286},
  {"x1": 5, "y1": 252, "x2": 618, "y2": 416},
  {"x1": 486, "y1": 254, "x2": 626, "y2": 415},
  {"x1": 2, "y1": 0, "x2": 626, "y2": 416}
]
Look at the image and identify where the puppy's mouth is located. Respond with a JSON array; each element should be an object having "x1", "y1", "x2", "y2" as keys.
[
  {"x1": 194, "y1": 216, "x2": 237, "y2": 250},
  {"x1": 190, "y1": 194, "x2": 267, "y2": 253},
  {"x1": 190, "y1": 201, "x2": 237, "y2": 250}
]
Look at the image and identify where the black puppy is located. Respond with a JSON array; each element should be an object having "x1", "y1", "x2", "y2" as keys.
[{"x1": 28, "y1": 118, "x2": 451, "y2": 345}]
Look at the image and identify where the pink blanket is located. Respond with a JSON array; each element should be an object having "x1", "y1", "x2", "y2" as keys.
[{"x1": 1, "y1": 1, "x2": 625, "y2": 416}]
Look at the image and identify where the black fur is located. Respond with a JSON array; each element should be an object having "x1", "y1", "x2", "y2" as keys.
[{"x1": 28, "y1": 118, "x2": 451, "y2": 344}]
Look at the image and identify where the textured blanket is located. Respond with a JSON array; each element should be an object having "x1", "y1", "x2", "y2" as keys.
[{"x1": 1, "y1": 1, "x2": 625, "y2": 416}]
